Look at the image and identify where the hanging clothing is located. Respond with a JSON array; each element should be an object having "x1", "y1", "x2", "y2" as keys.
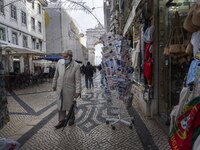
[
  {"x1": 191, "y1": 31, "x2": 200, "y2": 57},
  {"x1": 131, "y1": 42, "x2": 140, "y2": 68},
  {"x1": 186, "y1": 60, "x2": 200, "y2": 86},
  {"x1": 144, "y1": 43, "x2": 153, "y2": 85},
  {"x1": 143, "y1": 25, "x2": 155, "y2": 43}
]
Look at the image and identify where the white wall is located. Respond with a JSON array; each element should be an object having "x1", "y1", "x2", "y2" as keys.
[
  {"x1": 45, "y1": 4, "x2": 88, "y2": 63},
  {"x1": 94, "y1": 44, "x2": 103, "y2": 66}
]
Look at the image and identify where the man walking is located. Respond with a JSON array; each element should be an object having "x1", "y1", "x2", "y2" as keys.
[
  {"x1": 84, "y1": 62, "x2": 94, "y2": 91},
  {"x1": 52, "y1": 50, "x2": 81, "y2": 129}
]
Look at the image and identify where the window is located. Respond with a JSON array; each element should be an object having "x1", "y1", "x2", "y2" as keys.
[
  {"x1": 39, "y1": 41, "x2": 42, "y2": 51},
  {"x1": 23, "y1": 35, "x2": 28, "y2": 48},
  {"x1": 32, "y1": 38, "x2": 36, "y2": 49},
  {"x1": 32, "y1": 1, "x2": 34, "y2": 9},
  {"x1": 38, "y1": 3, "x2": 41, "y2": 14},
  {"x1": 31, "y1": 17, "x2": 35, "y2": 30},
  {"x1": 21, "y1": 11, "x2": 27, "y2": 25},
  {"x1": 36, "y1": 43, "x2": 39, "y2": 49},
  {"x1": 0, "y1": 0, "x2": 4, "y2": 14},
  {"x1": 12, "y1": 32, "x2": 18, "y2": 45},
  {"x1": 11, "y1": 5, "x2": 17, "y2": 20},
  {"x1": 0, "y1": 27, "x2": 6, "y2": 41},
  {"x1": 38, "y1": 21, "x2": 42, "y2": 33}
]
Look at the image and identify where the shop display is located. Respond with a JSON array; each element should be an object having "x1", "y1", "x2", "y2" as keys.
[
  {"x1": 169, "y1": 36, "x2": 200, "y2": 150},
  {"x1": 101, "y1": 32, "x2": 134, "y2": 129},
  {"x1": 143, "y1": 25, "x2": 154, "y2": 86}
]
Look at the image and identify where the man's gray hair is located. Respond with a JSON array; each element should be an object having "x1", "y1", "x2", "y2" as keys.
[{"x1": 63, "y1": 50, "x2": 73, "y2": 57}]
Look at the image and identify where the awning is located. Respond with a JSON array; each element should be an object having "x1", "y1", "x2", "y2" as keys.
[
  {"x1": 40, "y1": 55, "x2": 63, "y2": 61},
  {"x1": 1, "y1": 42, "x2": 45, "y2": 55},
  {"x1": 39, "y1": 55, "x2": 83, "y2": 63},
  {"x1": 123, "y1": 0, "x2": 141, "y2": 36}
]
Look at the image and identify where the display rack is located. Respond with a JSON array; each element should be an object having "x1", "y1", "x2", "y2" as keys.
[
  {"x1": 106, "y1": 81, "x2": 134, "y2": 130},
  {"x1": 101, "y1": 33, "x2": 134, "y2": 130}
]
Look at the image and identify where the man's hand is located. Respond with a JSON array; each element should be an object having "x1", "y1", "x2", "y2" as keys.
[
  {"x1": 52, "y1": 87, "x2": 56, "y2": 91},
  {"x1": 74, "y1": 93, "x2": 81, "y2": 99}
]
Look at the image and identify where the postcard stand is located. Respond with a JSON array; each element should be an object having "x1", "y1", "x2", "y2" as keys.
[{"x1": 101, "y1": 33, "x2": 134, "y2": 130}]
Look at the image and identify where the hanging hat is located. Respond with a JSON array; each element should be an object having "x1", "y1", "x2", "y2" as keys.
[
  {"x1": 192, "y1": 4, "x2": 200, "y2": 26},
  {"x1": 183, "y1": 6, "x2": 200, "y2": 33}
]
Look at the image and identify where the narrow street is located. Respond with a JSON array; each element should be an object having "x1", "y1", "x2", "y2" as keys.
[{"x1": 0, "y1": 74, "x2": 169, "y2": 150}]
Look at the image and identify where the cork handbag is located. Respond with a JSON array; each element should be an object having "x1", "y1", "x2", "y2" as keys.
[{"x1": 169, "y1": 12, "x2": 185, "y2": 54}]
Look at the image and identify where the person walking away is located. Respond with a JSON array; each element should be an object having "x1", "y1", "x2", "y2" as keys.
[
  {"x1": 84, "y1": 62, "x2": 94, "y2": 91},
  {"x1": 52, "y1": 50, "x2": 81, "y2": 129},
  {"x1": 98, "y1": 64, "x2": 105, "y2": 87},
  {"x1": 81, "y1": 64, "x2": 85, "y2": 75}
]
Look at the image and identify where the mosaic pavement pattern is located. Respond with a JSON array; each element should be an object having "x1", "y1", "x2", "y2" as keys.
[{"x1": 0, "y1": 74, "x2": 170, "y2": 150}]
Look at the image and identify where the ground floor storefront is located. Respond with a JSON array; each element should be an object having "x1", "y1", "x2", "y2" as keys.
[{"x1": 123, "y1": 0, "x2": 200, "y2": 129}]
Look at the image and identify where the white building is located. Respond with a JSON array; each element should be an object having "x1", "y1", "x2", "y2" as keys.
[
  {"x1": 45, "y1": 4, "x2": 88, "y2": 64},
  {"x1": 0, "y1": 0, "x2": 47, "y2": 74}
]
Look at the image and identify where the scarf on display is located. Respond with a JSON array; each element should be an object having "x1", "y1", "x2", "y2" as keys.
[{"x1": 169, "y1": 96, "x2": 200, "y2": 150}]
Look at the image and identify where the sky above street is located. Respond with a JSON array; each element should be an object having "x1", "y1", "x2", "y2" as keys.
[{"x1": 66, "y1": 0, "x2": 104, "y2": 34}]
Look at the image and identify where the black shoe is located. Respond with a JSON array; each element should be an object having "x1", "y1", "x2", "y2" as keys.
[
  {"x1": 54, "y1": 121, "x2": 64, "y2": 129},
  {"x1": 68, "y1": 119, "x2": 75, "y2": 126}
]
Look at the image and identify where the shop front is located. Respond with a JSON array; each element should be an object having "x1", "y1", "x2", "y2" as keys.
[
  {"x1": 158, "y1": 0, "x2": 198, "y2": 126},
  {"x1": 124, "y1": 0, "x2": 199, "y2": 129},
  {"x1": 123, "y1": 0, "x2": 155, "y2": 117}
]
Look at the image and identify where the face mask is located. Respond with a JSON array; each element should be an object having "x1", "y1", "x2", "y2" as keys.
[{"x1": 64, "y1": 59, "x2": 70, "y2": 65}]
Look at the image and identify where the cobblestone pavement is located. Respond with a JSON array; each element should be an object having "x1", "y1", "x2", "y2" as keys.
[{"x1": 0, "y1": 74, "x2": 170, "y2": 150}]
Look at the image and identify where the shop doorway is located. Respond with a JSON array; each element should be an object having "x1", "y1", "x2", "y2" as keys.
[
  {"x1": 13, "y1": 57, "x2": 20, "y2": 74},
  {"x1": 159, "y1": 1, "x2": 193, "y2": 124}
]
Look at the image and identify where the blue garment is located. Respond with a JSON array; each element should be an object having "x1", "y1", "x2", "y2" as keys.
[
  {"x1": 64, "y1": 59, "x2": 70, "y2": 65},
  {"x1": 186, "y1": 60, "x2": 200, "y2": 85}
]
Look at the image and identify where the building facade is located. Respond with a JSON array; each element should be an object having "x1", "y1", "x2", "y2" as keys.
[
  {"x1": 45, "y1": 4, "x2": 88, "y2": 64},
  {"x1": 0, "y1": 0, "x2": 47, "y2": 74}
]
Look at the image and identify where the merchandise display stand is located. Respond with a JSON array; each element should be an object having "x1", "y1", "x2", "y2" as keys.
[
  {"x1": 106, "y1": 86, "x2": 134, "y2": 130},
  {"x1": 101, "y1": 33, "x2": 134, "y2": 130}
]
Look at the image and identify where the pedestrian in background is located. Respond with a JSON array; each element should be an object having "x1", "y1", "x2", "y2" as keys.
[
  {"x1": 80, "y1": 64, "x2": 85, "y2": 75},
  {"x1": 98, "y1": 63, "x2": 106, "y2": 87},
  {"x1": 84, "y1": 61, "x2": 94, "y2": 91},
  {"x1": 52, "y1": 50, "x2": 81, "y2": 129}
]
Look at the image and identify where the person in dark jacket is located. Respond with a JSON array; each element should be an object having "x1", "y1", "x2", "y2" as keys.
[{"x1": 84, "y1": 62, "x2": 94, "y2": 90}]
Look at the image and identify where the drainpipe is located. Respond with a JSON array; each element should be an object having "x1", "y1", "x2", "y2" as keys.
[
  {"x1": 151, "y1": 0, "x2": 159, "y2": 118},
  {"x1": 60, "y1": 7, "x2": 63, "y2": 52}
]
